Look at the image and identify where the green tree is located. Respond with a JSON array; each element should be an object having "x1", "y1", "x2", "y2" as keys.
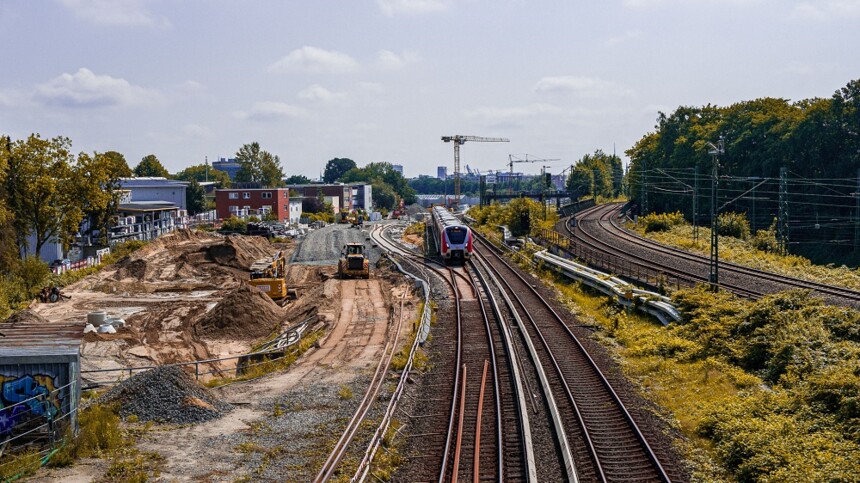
[
  {"x1": 284, "y1": 174, "x2": 312, "y2": 185},
  {"x1": 340, "y1": 161, "x2": 417, "y2": 205},
  {"x1": 174, "y1": 163, "x2": 231, "y2": 187},
  {"x1": 133, "y1": 154, "x2": 169, "y2": 177},
  {"x1": 186, "y1": 179, "x2": 207, "y2": 216},
  {"x1": 0, "y1": 136, "x2": 15, "y2": 271},
  {"x1": 6, "y1": 135, "x2": 82, "y2": 257},
  {"x1": 16, "y1": 255, "x2": 50, "y2": 298},
  {"x1": 323, "y1": 158, "x2": 357, "y2": 183},
  {"x1": 235, "y1": 142, "x2": 284, "y2": 187},
  {"x1": 371, "y1": 181, "x2": 397, "y2": 211},
  {"x1": 73, "y1": 151, "x2": 131, "y2": 246}
]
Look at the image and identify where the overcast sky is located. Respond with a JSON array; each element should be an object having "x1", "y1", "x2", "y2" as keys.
[{"x1": 1, "y1": 0, "x2": 858, "y2": 179}]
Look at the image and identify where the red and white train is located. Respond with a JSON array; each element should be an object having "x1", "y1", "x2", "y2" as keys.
[{"x1": 431, "y1": 206, "x2": 473, "y2": 263}]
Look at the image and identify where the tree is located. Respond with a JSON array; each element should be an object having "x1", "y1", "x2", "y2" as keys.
[
  {"x1": 73, "y1": 151, "x2": 132, "y2": 246},
  {"x1": 174, "y1": 163, "x2": 231, "y2": 187},
  {"x1": 323, "y1": 158, "x2": 357, "y2": 183},
  {"x1": 284, "y1": 174, "x2": 312, "y2": 185},
  {"x1": 134, "y1": 154, "x2": 169, "y2": 177},
  {"x1": 339, "y1": 161, "x2": 418, "y2": 205},
  {"x1": 186, "y1": 179, "x2": 207, "y2": 216},
  {"x1": 235, "y1": 142, "x2": 284, "y2": 187},
  {"x1": 6, "y1": 135, "x2": 82, "y2": 257},
  {"x1": 0, "y1": 136, "x2": 15, "y2": 271}
]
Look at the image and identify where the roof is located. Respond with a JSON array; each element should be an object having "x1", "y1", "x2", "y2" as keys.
[
  {"x1": 118, "y1": 201, "x2": 180, "y2": 212},
  {"x1": 0, "y1": 321, "x2": 84, "y2": 361},
  {"x1": 119, "y1": 178, "x2": 189, "y2": 188}
]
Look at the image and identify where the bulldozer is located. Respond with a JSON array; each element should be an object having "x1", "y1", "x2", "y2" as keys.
[
  {"x1": 249, "y1": 250, "x2": 289, "y2": 299},
  {"x1": 338, "y1": 243, "x2": 370, "y2": 279}
]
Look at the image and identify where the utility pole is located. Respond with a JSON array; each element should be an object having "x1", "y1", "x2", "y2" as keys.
[
  {"x1": 641, "y1": 159, "x2": 648, "y2": 215},
  {"x1": 778, "y1": 167, "x2": 789, "y2": 255},
  {"x1": 707, "y1": 136, "x2": 724, "y2": 291},
  {"x1": 855, "y1": 169, "x2": 860, "y2": 252},
  {"x1": 693, "y1": 165, "x2": 699, "y2": 245}
]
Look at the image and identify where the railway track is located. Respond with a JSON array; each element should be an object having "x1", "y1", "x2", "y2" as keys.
[
  {"x1": 371, "y1": 223, "x2": 536, "y2": 481},
  {"x1": 473, "y1": 232, "x2": 679, "y2": 482},
  {"x1": 569, "y1": 203, "x2": 860, "y2": 306}
]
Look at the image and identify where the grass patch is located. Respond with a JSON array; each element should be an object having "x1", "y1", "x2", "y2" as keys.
[
  {"x1": 337, "y1": 385, "x2": 354, "y2": 400},
  {"x1": 204, "y1": 329, "x2": 324, "y2": 388},
  {"x1": 629, "y1": 217, "x2": 860, "y2": 291}
]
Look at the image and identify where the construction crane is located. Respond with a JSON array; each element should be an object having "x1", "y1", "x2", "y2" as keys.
[
  {"x1": 442, "y1": 135, "x2": 509, "y2": 210},
  {"x1": 507, "y1": 154, "x2": 561, "y2": 193}
]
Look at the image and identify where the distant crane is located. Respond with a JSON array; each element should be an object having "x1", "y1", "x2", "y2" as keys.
[
  {"x1": 507, "y1": 154, "x2": 561, "y2": 193},
  {"x1": 442, "y1": 135, "x2": 509, "y2": 209}
]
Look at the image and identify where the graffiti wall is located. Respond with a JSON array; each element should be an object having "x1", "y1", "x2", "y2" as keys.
[{"x1": 0, "y1": 373, "x2": 61, "y2": 437}]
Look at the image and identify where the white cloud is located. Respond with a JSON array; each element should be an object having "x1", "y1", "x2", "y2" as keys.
[
  {"x1": 790, "y1": 0, "x2": 860, "y2": 20},
  {"x1": 0, "y1": 90, "x2": 16, "y2": 107},
  {"x1": 268, "y1": 46, "x2": 358, "y2": 74},
  {"x1": 464, "y1": 103, "x2": 564, "y2": 126},
  {"x1": 534, "y1": 76, "x2": 634, "y2": 98},
  {"x1": 377, "y1": 0, "x2": 449, "y2": 16},
  {"x1": 375, "y1": 49, "x2": 421, "y2": 70},
  {"x1": 58, "y1": 0, "x2": 170, "y2": 27},
  {"x1": 359, "y1": 82, "x2": 385, "y2": 94},
  {"x1": 34, "y1": 68, "x2": 161, "y2": 108},
  {"x1": 297, "y1": 84, "x2": 347, "y2": 104},
  {"x1": 606, "y1": 30, "x2": 641, "y2": 46},
  {"x1": 237, "y1": 101, "x2": 309, "y2": 122},
  {"x1": 182, "y1": 124, "x2": 213, "y2": 139}
]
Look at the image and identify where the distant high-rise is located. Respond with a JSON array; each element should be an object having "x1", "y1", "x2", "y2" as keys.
[
  {"x1": 437, "y1": 166, "x2": 447, "y2": 179},
  {"x1": 392, "y1": 164, "x2": 404, "y2": 175},
  {"x1": 212, "y1": 157, "x2": 241, "y2": 180}
]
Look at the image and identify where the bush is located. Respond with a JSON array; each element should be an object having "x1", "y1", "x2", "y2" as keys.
[
  {"x1": 717, "y1": 212, "x2": 751, "y2": 240},
  {"x1": 752, "y1": 227, "x2": 779, "y2": 252},
  {"x1": 220, "y1": 216, "x2": 247, "y2": 233},
  {"x1": 641, "y1": 212, "x2": 685, "y2": 233}
]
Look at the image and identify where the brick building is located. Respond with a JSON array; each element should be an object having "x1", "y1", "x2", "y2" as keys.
[{"x1": 215, "y1": 187, "x2": 290, "y2": 222}]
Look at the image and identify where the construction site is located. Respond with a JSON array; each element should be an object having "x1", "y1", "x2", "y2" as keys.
[{"x1": 4, "y1": 222, "x2": 421, "y2": 481}]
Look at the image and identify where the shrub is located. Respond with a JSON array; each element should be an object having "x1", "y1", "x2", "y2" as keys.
[
  {"x1": 717, "y1": 212, "x2": 751, "y2": 240},
  {"x1": 220, "y1": 216, "x2": 247, "y2": 233},
  {"x1": 641, "y1": 212, "x2": 685, "y2": 233}
]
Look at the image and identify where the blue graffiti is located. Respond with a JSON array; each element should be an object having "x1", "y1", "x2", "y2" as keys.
[{"x1": 0, "y1": 375, "x2": 60, "y2": 437}]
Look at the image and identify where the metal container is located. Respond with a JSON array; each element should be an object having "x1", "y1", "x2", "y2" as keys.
[{"x1": 0, "y1": 321, "x2": 83, "y2": 448}]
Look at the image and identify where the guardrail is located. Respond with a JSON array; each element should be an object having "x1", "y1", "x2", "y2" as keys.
[{"x1": 534, "y1": 250, "x2": 682, "y2": 326}]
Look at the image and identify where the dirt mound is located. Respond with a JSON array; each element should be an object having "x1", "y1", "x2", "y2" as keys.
[
  {"x1": 195, "y1": 284, "x2": 284, "y2": 340},
  {"x1": 114, "y1": 257, "x2": 149, "y2": 281},
  {"x1": 207, "y1": 235, "x2": 276, "y2": 270},
  {"x1": 3, "y1": 309, "x2": 51, "y2": 325},
  {"x1": 99, "y1": 365, "x2": 232, "y2": 424}
]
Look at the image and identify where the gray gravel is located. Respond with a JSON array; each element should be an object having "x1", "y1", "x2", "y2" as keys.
[
  {"x1": 292, "y1": 222, "x2": 383, "y2": 266},
  {"x1": 99, "y1": 366, "x2": 233, "y2": 424}
]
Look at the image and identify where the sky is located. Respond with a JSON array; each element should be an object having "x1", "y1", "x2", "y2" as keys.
[{"x1": 1, "y1": 0, "x2": 858, "y2": 179}]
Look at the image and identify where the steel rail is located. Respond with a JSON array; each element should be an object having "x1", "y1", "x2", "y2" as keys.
[{"x1": 474, "y1": 233, "x2": 672, "y2": 482}]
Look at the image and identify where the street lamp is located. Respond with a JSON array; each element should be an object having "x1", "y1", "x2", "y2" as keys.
[{"x1": 707, "y1": 136, "x2": 725, "y2": 291}]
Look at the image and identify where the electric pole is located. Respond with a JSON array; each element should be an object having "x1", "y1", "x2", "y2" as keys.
[
  {"x1": 778, "y1": 167, "x2": 789, "y2": 255},
  {"x1": 707, "y1": 136, "x2": 724, "y2": 291}
]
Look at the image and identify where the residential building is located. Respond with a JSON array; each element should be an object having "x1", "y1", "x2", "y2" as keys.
[
  {"x1": 288, "y1": 199, "x2": 303, "y2": 224},
  {"x1": 110, "y1": 201, "x2": 183, "y2": 243},
  {"x1": 119, "y1": 177, "x2": 188, "y2": 210},
  {"x1": 352, "y1": 184, "x2": 373, "y2": 211},
  {"x1": 392, "y1": 164, "x2": 403, "y2": 175},
  {"x1": 215, "y1": 187, "x2": 290, "y2": 222},
  {"x1": 212, "y1": 157, "x2": 242, "y2": 181},
  {"x1": 286, "y1": 184, "x2": 353, "y2": 213},
  {"x1": 437, "y1": 166, "x2": 447, "y2": 179}
]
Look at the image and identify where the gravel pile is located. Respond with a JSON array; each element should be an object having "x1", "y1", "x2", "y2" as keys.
[
  {"x1": 100, "y1": 366, "x2": 233, "y2": 424},
  {"x1": 293, "y1": 223, "x2": 382, "y2": 266}
]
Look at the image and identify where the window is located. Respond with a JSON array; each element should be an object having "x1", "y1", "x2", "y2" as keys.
[
  {"x1": 228, "y1": 192, "x2": 238, "y2": 200},
  {"x1": 261, "y1": 192, "x2": 272, "y2": 199},
  {"x1": 229, "y1": 205, "x2": 238, "y2": 213},
  {"x1": 244, "y1": 206, "x2": 251, "y2": 212},
  {"x1": 284, "y1": 191, "x2": 289, "y2": 199},
  {"x1": 262, "y1": 205, "x2": 272, "y2": 213},
  {"x1": 243, "y1": 192, "x2": 251, "y2": 199}
]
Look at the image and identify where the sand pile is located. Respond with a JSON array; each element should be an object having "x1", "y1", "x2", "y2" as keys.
[
  {"x1": 99, "y1": 366, "x2": 232, "y2": 424},
  {"x1": 3, "y1": 309, "x2": 51, "y2": 325},
  {"x1": 206, "y1": 235, "x2": 275, "y2": 270},
  {"x1": 195, "y1": 284, "x2": 284, "y2": 339}
]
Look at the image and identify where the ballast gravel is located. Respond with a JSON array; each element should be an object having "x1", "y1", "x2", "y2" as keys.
[{"x1": 99, "y1": 365, "x2": 233, "y2": 424}]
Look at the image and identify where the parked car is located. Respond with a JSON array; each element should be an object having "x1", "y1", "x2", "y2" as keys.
[{"x1": 50, "y1": 258, "x2": 72, "y2": 270}]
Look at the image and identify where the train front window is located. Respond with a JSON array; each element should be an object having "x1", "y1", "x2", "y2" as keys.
[{"x1": 446, "y1": 227, "x2": 466, "y2": 244}]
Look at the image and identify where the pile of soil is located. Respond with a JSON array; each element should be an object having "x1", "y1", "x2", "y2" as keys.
[
  {"x1": 3, "y1": 309, "x2": 51, "y2": 325},
  {"x1": 195, "y1": 284, "x2": 284, "y2": 339},
  {"x1": 99, "y1": 365, "x2": 232, "y2": 424},
  {"x1": 206, "y1": 235, "x2": 277, "y2": 270}
]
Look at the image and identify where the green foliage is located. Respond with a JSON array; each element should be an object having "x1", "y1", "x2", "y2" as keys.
[
  {"x1": 469, "y1": 198, "x2": 558, "y2": 238},
  {"x1": 235, "y1": 142, "x2": 284, "y2": 187},
  {"x1": 752, "y1": 226, "x2": 779, "y2": 253},
  {"x1": 133, "y1": 154, "x2": 169, "y2": 178},
  {"x1": 75, "y1": 150, "x2": 133, "y2": 246},
  {"x1": 409, "y1": 175, "x2": 480, "y2": 197},
  {"x1": 640, "y1": 211, "x2": 685, "y2": 233},
  {"x1": 565, "y1": 150, "x2": 623, "y2": 199},
  {"x1": 173, "y1": 163, "x2": 231, "y2": 187},
  {"x1": 323, "y1": 157, "x2": 357, "y2": 183},
  {"x1": 220, "y1": 216, "x2": 247, "y2": 233},
  {"x1": 284, "y1": 174, "x2": 312, "y2": 185},
  {"x1": 16, "y1": 255, "x2": 51, "y2": 298},
  {"x1": 185, "y1": 179, "x2": 207, "y2": 216},
  {"x1": 717, "y1": 212, "x2": 751, "y2": 240},
  {"x1": 339, "y1": 161, "x2": 417, "y2": 206}
]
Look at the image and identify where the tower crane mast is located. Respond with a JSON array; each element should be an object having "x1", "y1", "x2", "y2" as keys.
[{"x1": 441, "y1": 135, "x2": 509, "y2": 210}]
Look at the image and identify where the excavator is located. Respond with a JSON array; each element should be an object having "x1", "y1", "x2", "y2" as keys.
[
  {"x1": 338, "y1": 243, "x2": 370, "y2": 279},
  {"x1": 249, "y1": 251, "x2": 289, "y2": 299}
]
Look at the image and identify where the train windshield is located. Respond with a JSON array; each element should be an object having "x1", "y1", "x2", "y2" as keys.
[{"x1": 446, "y1": 226, "x2": 467, "y2": 244}]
